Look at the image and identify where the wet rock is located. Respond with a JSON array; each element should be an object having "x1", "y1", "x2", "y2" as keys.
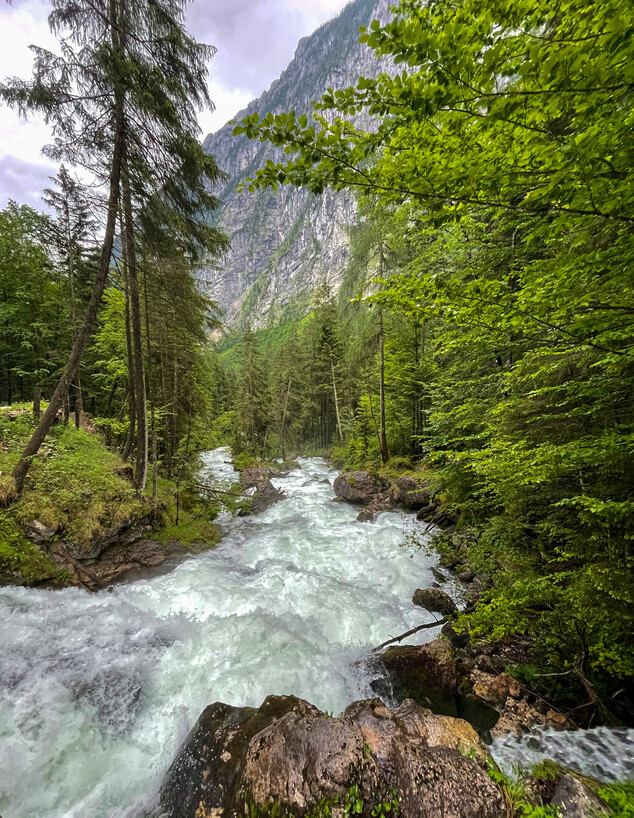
[
  {"x1": 550, "y1": 774, "x2": 609, "y2": 817},
  {"x1": 333, "y1": 471, "x2": 389, "y2": 505},
  {"x1": 357, "y1": 509, "x2": 375, "y2": 523},
  {"x1": 89, "y1": 538, "x2": 188, "y2": 584},
  {"x1": 241, "y1": 466, "x2": 276, "y2": 486},
  {"x1": 161, "y1": 695, "x2": 318, "y2": 818},
  {"x1": 378, "y1": 639, "x2": 458, "y2": 716},
  {"x1": 394, "y1": 476, "x2": 434, "y2": 510},
  {"x1": 415, "y1": 504, "x2": 438, "y2": 522},
  {"x1": 412, "y1": 588, "x2": 458, "y2": 618},
  {"x1": 431, "y1": 567, "x2": 446, "y2": 584},
  {"x1": 61, "y1": 517, "x2": 154, "y2": 561},
  {"x1": 456, "y1": 568, "x2": 475, "y2": 582},
  {"x1": 239, "y1": 468, "x2": 285, "y2": 514},
  {"x1": 161, "y1": 695, "x2": 506, "y2": 818},
  {"x1": 471, "y1": 672, "x2": 521, "y2": 706},
  {"x1": 249, "y1": 479, "x2": 286, "y2": 514},
  {"x1": 546, "y1": 710, "x2": 572, "y2": 730}
]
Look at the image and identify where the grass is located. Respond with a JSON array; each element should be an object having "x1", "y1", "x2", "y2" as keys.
[{"x1": 0, "y1": 405, "x2": 222, "y2": 584}]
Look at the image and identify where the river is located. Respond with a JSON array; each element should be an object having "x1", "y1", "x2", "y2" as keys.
[{"x1": 0, "y1": 451, "x2": 631, "y2": 817}]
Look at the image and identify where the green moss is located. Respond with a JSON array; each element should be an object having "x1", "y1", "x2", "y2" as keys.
[{"x1": 0, "y1": 512, "x2": 62, "y2": 585}]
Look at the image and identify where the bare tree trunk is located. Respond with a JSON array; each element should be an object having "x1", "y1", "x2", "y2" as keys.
[
  {"x1": 122, "y1": 159, "x2": 148, "y2": 491},
  {"x1": 142, "y1": 264, "x2": 158, "y2": 501},
  {"x1": 74, "y1": 372, "x2": 82, "y2": 429},
  {"x1": 378, "y1": 307, "x2": 389, "y2": 464},
  {"x1": 121, "y1": 243, "x2": 136, "y2": 461},
  {"x1": 11, "y1": 17, "x2": 125, "y2": 494},
  {"x1": 280, "y1": 375, "x2": 292, "y2": 461},
  {"x1": 330, "y1": 358, "x2": 343, "y2": 442}
]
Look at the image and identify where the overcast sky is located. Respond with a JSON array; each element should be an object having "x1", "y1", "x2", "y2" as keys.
[{"x1": 0, "y1": 0, "x2": 350, "y2": 209}]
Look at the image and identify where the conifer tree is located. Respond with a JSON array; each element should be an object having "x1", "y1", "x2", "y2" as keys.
[{"x1": 1, "y1": 0, "x2": 227, "y2": 493}]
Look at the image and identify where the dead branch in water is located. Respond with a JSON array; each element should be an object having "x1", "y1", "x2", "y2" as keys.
[{"x1": 373, "y1": 617, "x2": 447, "y2": 652}]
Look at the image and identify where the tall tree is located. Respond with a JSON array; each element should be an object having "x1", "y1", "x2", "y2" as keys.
[{"x1": 1, "y1": 0, "x2": 227, "y2": 494}]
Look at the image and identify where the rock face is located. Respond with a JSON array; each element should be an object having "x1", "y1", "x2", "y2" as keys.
[
  {"x1": 20, "y1": 513, "x2": 192, "y2": 590},
  {"x1": 394, "y1": 476, "x2": 433, "y2": 510},
  {"x1": 160, "y1": 694, "x2": 506, "y2": 818},
  {"x1": 375, "y1": 638, "x2": 564, "y2": 740},
  {"x1": 378, "y1": 640, "x2": 459, "y2": 716},
  {"x1": 201, "y1": 0, "x2": 392, "y2": 329}
]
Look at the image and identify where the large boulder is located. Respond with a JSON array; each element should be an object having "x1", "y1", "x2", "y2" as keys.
[
  {"x1": 412, "y1": 588, "x2": 458, "y2": 618},
  {"x1": 333, "y1": 471, "x2": 389, "y2": 505},
  {"x1": 378, "y1": 640, "x2": 459, "y2": 715},
  {"x1": 394, "y1": 476, "x2": 434, "y2": 510},
  {"x1": 240, "y1": 468, "x2": 285, "y2": 514},
  {"x1": 160, "y1": 695, "x2": 506, "y2": 818}
]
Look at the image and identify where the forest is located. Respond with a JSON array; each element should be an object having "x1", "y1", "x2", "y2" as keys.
[{"x1": 0, "y1": 0, "x2": 633, "y2": 814}]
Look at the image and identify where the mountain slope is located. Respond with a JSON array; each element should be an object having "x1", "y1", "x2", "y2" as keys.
[{"x1": 201, "y1": 0, "x2": 390, "y2": 329}]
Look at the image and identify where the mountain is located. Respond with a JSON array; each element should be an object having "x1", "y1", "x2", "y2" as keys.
[{"x1": 201, "y1": 0, "x2": 390, "y2": 329}]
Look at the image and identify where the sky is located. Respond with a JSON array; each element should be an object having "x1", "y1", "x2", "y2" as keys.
[{"x1": 0, "y1": 0, "x2": 351, "y2": 209}]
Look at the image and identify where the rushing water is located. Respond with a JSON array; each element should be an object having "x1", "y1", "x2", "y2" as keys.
[
  {"x1": 0, "y1": 451, "x2": 631, "y2": 818},
  {"x1": 0, "y1": 452, "x2": 449, "y2": 818}
]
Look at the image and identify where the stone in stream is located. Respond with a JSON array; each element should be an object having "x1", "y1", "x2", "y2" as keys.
[
  {"x1": 333, "y1": 471, "x2": 390, "y2": 504},
  {"x1": 239, "y1": 467, "x2": 286, "y2": 515},
  {"x1": 412, "y1": 587, "x2": 458, "y2": 618},
  {"x1": 160, "y1": 694, "x2": 506, "y2": 818}
]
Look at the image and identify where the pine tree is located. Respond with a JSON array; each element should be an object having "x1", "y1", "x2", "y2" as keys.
[{"x1": 1, "y1": 0, "x2": 227, "y2": 494}]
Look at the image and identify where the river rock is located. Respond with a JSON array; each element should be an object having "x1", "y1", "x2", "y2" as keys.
[
  {"x1": 333, "y1": 471, "x2": 389, "y2": 504},
  {"x1": 160, "y1": 694, "x2": 506, "y2": 818},
  {"x1": 378, "y1": 640, "x2": 458, "y2": 715},
  {"x1": 241, "y1": 466, "x2": 276, "y2": 486},
  {"x1": 412, "y1": 588, "x2": 458, "y2": 618},
  {"x1": 550, "y1": 774, "x2": 609, "y2": 817},
  {"x1": 239, "y1": 468, "x2": 285, "y2": 514},
  {"x1": 394, "y1": 476, "x2": 434, "y2": 510}
]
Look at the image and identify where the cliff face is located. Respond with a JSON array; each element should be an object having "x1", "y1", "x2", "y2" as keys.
[{"x1": 201, "y1": 0, "x2": 390, "y2": 329}]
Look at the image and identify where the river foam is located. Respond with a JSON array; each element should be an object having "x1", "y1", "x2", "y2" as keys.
[
  {"x1": 0, "y1": 452, "x2": 445, "y2": 818},
  {"x1": 0, "y1": 451, "x2": 631, "y2": 817}
]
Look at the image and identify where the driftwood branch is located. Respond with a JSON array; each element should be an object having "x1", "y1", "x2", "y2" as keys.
[
  {"x1": 54, "y1": 547, "x2": 105, "y2": 590},
  {"x1": 373, "y1": 617, "x2": 447, "y2": 652}
]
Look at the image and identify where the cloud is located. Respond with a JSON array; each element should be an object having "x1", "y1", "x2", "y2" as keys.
[
  {"x1": 0, "y1": 155, "x2": 57, "y2": 209},
  {"x1": 186, "y1": 0, "x2": 351, "y2": 134},
  {"x1": 0, "y1": 0, "x2": 351, "y2": 205}
]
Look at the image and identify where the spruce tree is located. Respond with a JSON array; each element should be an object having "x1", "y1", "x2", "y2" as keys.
[{"x1": 1, "y1": 0, "x2": 227, "y2": 494}]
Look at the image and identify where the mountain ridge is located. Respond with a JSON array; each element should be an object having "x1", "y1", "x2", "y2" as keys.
[{"x1": 201, "y1": 0, "x2": 390, "y2": 329}]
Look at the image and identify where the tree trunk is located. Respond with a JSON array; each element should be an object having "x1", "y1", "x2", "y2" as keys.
[
  {"x1": 74, "y1": 372, "x2": 82, "y2": 429},
  {"x1": 280, "y1": 375, "x2": 292, "y2": 461},
  {"x1": 330, "y1": 357, "x2": 343, "y2": 442},
  {"x1": 378, "y1": 307, "x2": 389, "y2": 464},
  {"x1": 11, "y1": 15, "x2": 126, "y2": 495},
  {"x1": 122, "y1": 158, "x2": 148, "y2": 491},
  {"x1": 121, "y1": 243, "x2": 136, "y2": 461}
]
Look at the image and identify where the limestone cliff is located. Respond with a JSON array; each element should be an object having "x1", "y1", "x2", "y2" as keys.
[{"x1": 201, "y1": 0, "x2": 390, "y2": 329}]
